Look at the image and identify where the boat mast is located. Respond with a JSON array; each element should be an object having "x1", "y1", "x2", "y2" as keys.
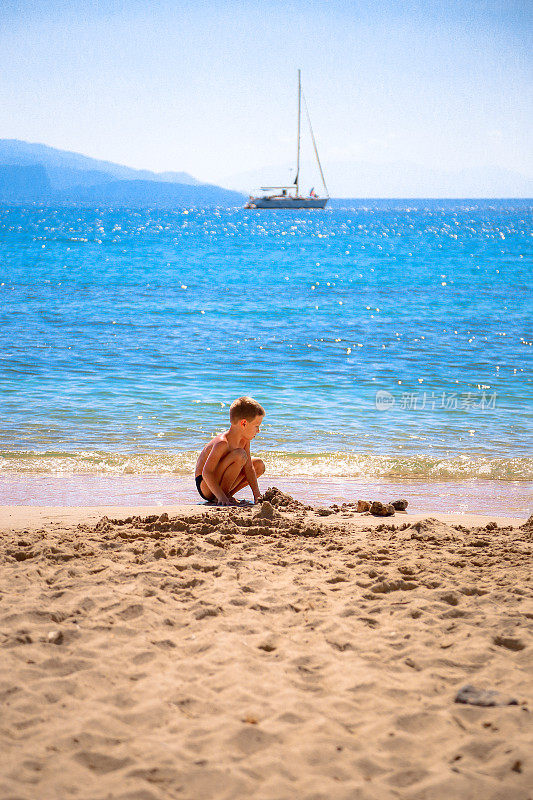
[{"x1": 295, "y1": 69, "x2": 301, "y2": 197}]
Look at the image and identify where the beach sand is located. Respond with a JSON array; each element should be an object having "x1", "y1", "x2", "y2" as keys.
[{"x1": 1, "y1": 493, "x2": 531, "y2": 799}]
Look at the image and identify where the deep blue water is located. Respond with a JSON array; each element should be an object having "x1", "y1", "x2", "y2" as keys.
[{"x1": 1, "y1": 201, "x2": 532, "y2": 483}]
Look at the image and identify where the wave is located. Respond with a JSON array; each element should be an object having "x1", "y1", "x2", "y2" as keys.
[{"x1": 1, "y1": 450, "x2": 532, "y2": 481}]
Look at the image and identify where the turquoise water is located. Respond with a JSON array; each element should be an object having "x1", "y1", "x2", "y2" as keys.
[{"x1": 1, "y1": 201, "x2": 532, "y2": 507}]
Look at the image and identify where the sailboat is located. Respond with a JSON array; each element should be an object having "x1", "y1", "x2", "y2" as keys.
[{"x1": 244, "y1": 70, "x2": 329, "y2": 209}]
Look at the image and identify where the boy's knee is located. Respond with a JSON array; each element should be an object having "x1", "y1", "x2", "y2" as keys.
[
  {"x1": 254, "y1": 458, "x2": 265, "y2": 476},
  {"x1": 233, "y1": 448, "x2": 247, "y2": 464}
]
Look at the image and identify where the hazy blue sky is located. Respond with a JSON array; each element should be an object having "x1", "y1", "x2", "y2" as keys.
[{"x1": 1, "y1": 0, "x2": 531, "y2": 186}]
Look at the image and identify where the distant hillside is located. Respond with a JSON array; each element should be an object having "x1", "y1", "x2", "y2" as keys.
[
  {"x1": 54, "y1": 179, "x2": 244, "y2": 208},
  {"x1": 0, "y1": 140, "x2": 245, "y2": 207},
  {"x1": 0, "y1": 164, "x2": 51, "y2": 201},
  {"x1": 0, "y1": 140, "x2": 199, "y2": 189}
]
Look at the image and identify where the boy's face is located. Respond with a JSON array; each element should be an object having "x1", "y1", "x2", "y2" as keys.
[{"x1": 240, "y1": 415, "x2": 264, "y2": 441}]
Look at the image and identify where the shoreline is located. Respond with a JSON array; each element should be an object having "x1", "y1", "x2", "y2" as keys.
[{"x1": 1, "y1": 473, "x2": 531, "y2": 517}]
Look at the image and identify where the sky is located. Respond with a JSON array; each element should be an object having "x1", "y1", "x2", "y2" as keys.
[{"x1": 0, "y1": 0, "x2": 531, "y2": 190}]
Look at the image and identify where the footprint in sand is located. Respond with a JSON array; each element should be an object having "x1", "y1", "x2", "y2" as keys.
[
  {"x1": 117, "y1": 604, "x2": 144, "y2": 620},
  {"x1": 39, "y1": 657, "x2": 91, "y2": 676},
  {"x1": 395, "y1": 710, "x2": 446, "y2": 734},
  {"x1": 370, "y1": 579, "x2": 418, "y2": 594},
  {"x1": 228, "y1": 725, "x2": 279, "y2": 756},
  {"x1": 386, "y1": 767, "x2": 430, "y2": 788},
  {"x1": 128, "y1": 766, "x2": 182, "y2": 784},
  {"x1": 492, "y1": 634, "x2": 526, "y2": 651},
  {"x1": 74, "y1": 750, "x2": 132, "y2": 774},
  {"x1": 132, "y1": 651, "x2": 157, "y2": 665}
]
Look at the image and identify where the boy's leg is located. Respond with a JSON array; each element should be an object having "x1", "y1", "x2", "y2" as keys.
[
  {"x1": 226, "y1": 458, "x2": 265, "y2": 498},
  {"x1": 200, "y1": 449, "x2": 248, "y2": 500}
]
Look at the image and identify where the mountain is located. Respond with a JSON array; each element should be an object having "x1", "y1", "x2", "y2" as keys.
[
  {"x1": 0, "y1": 164, "x2": 51, "y2": 201},
  {"x1": 54, "y1": 179, "x2": 244, "y2": 207},
  {"x1": 0, "y1": 140, "x2": 199, "y2": 189},
  {"x1": 223, "y1": 160, "x2": 533, "y2": 198},
  {"x1": 0, "y1": 140, "x2": 244, "y2": 207}
]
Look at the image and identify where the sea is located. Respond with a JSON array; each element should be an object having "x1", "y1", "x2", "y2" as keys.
[{"x1": 1, "y1": 200, "x2": 532, "y2": 514}]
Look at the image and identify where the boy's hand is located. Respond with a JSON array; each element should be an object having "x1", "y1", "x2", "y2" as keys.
[{"x1": 217, "y1": 495, "x2": 241, "y2": 507}]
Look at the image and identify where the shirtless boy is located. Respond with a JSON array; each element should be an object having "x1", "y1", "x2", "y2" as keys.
[{"x1": 195, "y1": 396, "x2": 266, "y2": 506}]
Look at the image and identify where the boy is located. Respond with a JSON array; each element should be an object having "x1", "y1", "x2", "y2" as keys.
[{"x1": 195, "y1": 396, "x2": 266, "y2": 506}]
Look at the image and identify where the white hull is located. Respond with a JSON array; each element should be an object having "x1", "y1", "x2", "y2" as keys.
[{"x1": 245, "y1": 197, "x2": 328, "y2": 209}]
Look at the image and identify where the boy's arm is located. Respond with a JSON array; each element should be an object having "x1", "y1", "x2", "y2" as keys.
[
  {"x1": 244, "y1": 442, "x2": 261, "y2": 503},
  {"x1": 202, "y1": 441, "x2": 234, "y2": 505}
]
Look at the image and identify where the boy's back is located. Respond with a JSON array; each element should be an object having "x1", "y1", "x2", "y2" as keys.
[{"x1": 195, "y1": 432, "x2": 234, "y2": 479}]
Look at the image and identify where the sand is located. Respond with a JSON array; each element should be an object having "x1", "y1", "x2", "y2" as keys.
[{"x1": 1, "y1": 495, "x2": 531, "y2": 800}]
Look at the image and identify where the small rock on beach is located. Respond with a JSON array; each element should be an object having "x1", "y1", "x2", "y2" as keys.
[
  {"x1": 370, "y1": 501, "x2": 395, "y2": 517},
  {"x1": 391, "y1": 499, "x2": 409, "y2": 511},
  {"x1": 455, "y1": 684, "x2": 519, "y2": 707}
]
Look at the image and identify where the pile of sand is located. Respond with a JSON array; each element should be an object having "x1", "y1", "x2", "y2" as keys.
[{"x1": 1, "y1": 503, "x2": 531, "y2": 799}]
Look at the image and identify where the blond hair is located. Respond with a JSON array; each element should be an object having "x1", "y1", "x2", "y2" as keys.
[{"x1": 229, "y1": 396, "x2": 265, "y2": 423}]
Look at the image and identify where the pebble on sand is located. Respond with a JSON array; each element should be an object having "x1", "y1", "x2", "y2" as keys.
[
  {"x1": 391, "y1": 499, "x2": 409, "y2": 511},
  {"x1": 454, "y1": 684, "x2": 519, "y2": 707},
  {"x1": 370, "y1": 501, "x2": 395, "y2": 517}
]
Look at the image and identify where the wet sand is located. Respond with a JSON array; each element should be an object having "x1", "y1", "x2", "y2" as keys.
[
  {"x1": 1, "y1": 496, "x2": 531, "y2": 799},
  {"x1": 2, "y1": 474, "x2": 532, "y2": 517}
]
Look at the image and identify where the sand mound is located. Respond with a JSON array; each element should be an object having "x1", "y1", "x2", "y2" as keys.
[
  {"x1": 259, "y1": 486, "x2": 310, "y2": 512},
  {"x1": 520, "y1": 514, "x2": 533, "y2": 534},
  {"x1": 0, "y1": 509, "x2": 531, "y2": 799},
  {"x1": 408, "y1": 517, "x2": 458, "y2": 542}
]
